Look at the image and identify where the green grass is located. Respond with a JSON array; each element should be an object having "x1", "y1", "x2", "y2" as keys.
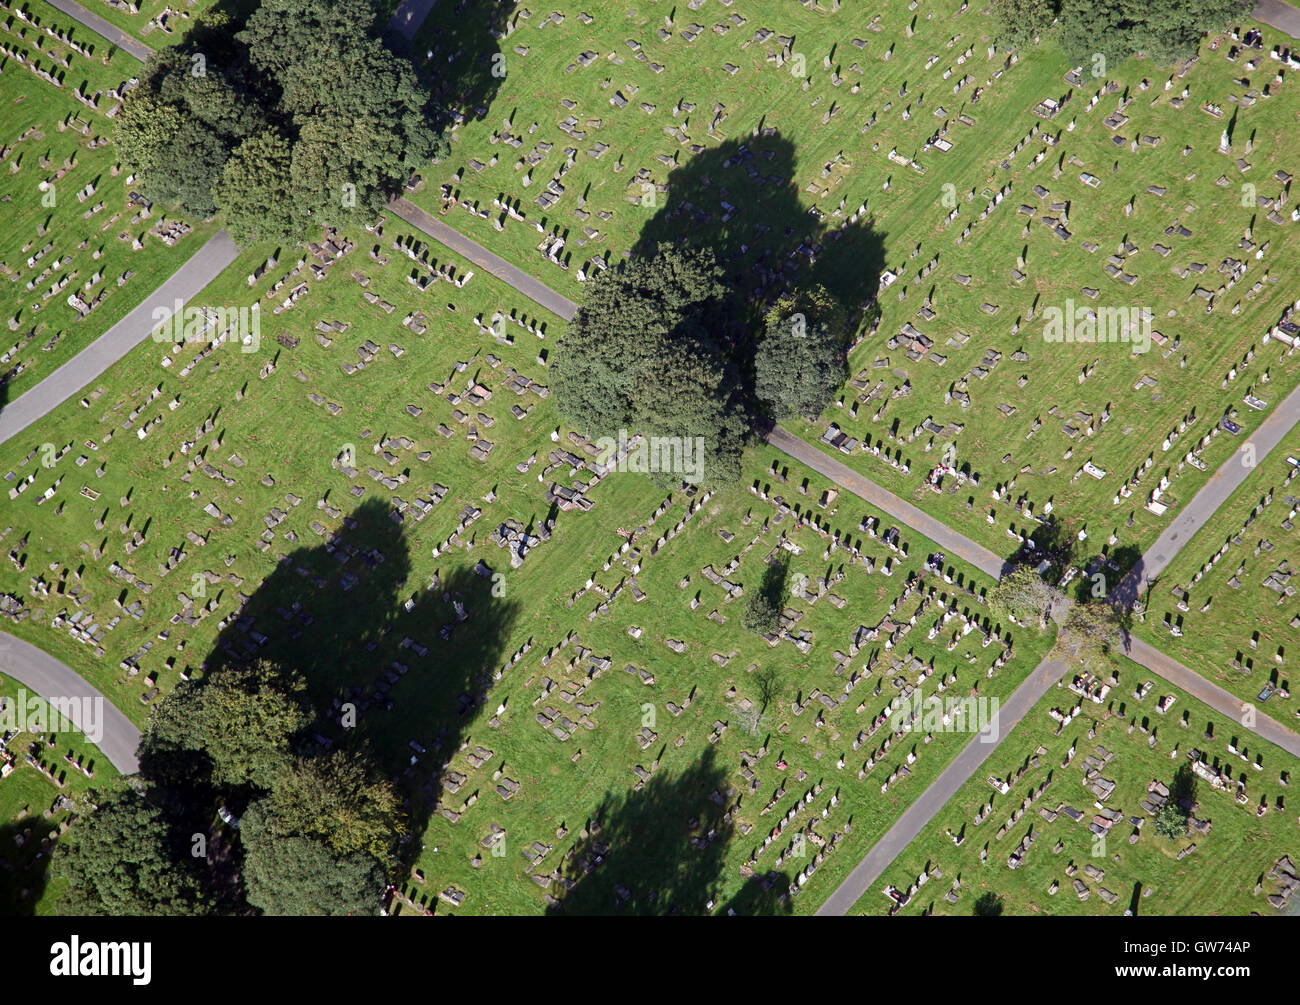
[
  {"x1": 0, "y1": 670, "x2": 123, "y2": 913},
  {"x1": 64, "y1": 0, "x2": 219, "y2": 51},
  {"x1": 857, "y1": 657, "x2": 1299, "y2": 915},
  {"x1": 0, "y1": 199, "x2": 1060, "y2": 914},
  {"x1": 408, "y1": 0, "x2": 1300, "y2": 571},
  {"x1": 0, "y1": 0, "x2": 216, "y2": 402},
  {"x1": 2, "y1": 0, "x2": 1297, "y2": 917},
  {"x1": 1132, "y1": 427, "x2": 1300, "y2": 722}
]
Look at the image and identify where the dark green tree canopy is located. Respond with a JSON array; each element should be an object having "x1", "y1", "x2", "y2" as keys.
[
  {"x1": 116, "y1": 0, "x2": 447, "y2": 244},
  {"x1": 52, "y1": 788, "x2": 213, "y2": 916},
  {"x1": 754, "y1": 286, "x2": 848, "y2": 422},
  {"x1": 553, "y1": 244, "x2": 748, "y2": 487},
  {"x1": 240, "y1": 803, "x2": 387, "y2": 916},
  {"x1": 139, "y1": 661, "x2": 314, "y2": 792},
  {"x1": 998, "y1": 0, "x2": 1250, "y2": 66}
]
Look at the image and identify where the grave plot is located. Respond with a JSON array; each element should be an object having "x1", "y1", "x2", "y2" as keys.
[
  {"x1": 858, "y1": 662, "x2": 1300, "y2": 916},
  {"x1": 0, "y1": 207, "x2": 1055, "y2": 913},
  {"x1": 82, "y1": 0, "x2": 217, "y2": 50},
  {"x1": 783, "y1": 18, "x2": 1300, "y2": 566},
  {"x1": 408, "y1": 0, "x2": 1067, "y2": 309},
  {"x1": 0, "y1": 670, "x2": 122, "y2": 912},
  {"x1": 1133, "y1": 430, "x2": 1300, "y2": 722},
  {"x1": 0, "y1": 0, "x2": 215, "y2": 400},
  {"x1": 410, "y1": 0, "x2": 1300, "y2": 574},
  {"x1": 395, "y1": 447, "x2": 1052, "y2": 916},
  {"x1": 0, "y1": 205, "x2": 599, "y2": 726}
]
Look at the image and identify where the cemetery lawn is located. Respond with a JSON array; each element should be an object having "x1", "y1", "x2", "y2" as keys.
[
  {"x1": 1, "y1": 0, "x2": 216, "y2": 402},
  {"x1": 0, "y1": 670, "x2": 123, "y2": 914},
  {"x1": 1132, "y1": 427, "x2": 1300, "y2": 723},
  {"x1": 2, "y1": 0, "x2": 1297, "y2": 918},
  {"x1": 855, "y1": 660, "x2": 1299, "y2": 916},
  {"x1": 68, "y1": 0, "x2": 220, "y2": 51},
  {"x1": 408, "y1": 0, "x2": 1300, "y2": 570},
  {"x1": 0, "y1": 202, "x2": 1064, "y2": 913}
]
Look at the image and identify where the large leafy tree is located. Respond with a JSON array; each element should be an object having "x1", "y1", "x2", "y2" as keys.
[
  {"x1": 214, "y1": 130, "x2": 302, "y2": 246},
  {"x1": 1058, "y1": 0, "x2": 1248, "y2": 67},
  {"x1": 116, "y1": 48, "x2": 266, "y2": 219},
  {"x1": 990, "y1": 0, "x2": 1059, "y2": 51},
  {"x1": 240, "y1": 804, "x2": 386, "y2": 916},
  {"x1": 138, "y1": 662, "x2": 313, "y2": 792},
  {"x1": 1055, "y1": 598, "x2": 1127, "y2": 673},
  {"x1": 52, "y1": 789, "x2": 213, "y2": 916},
  {"x1": 257, "y1": 751, "x2": 406, "y2": 866},
  {"x1": 115, "y1": 0, "x2": 446, "y2": 244},
  {"x1": 238, "y1": 0, "x2": 445, "y2": 224},
  {"x1": 754, "y1": 286, "x2": 847, "y2": 421},
  {"x1": 554, "y1": 244, "x2": 748, "y2": 486},
  {"x1": 987, "y1": 566, "x2": 1059, "y2": 629},
  {"x1": 554, "y1": 243, "x2": 726, "y2": 427}
]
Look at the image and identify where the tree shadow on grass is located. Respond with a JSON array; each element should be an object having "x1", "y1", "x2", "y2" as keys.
[
  {"x1": 405, "y1": 0, "x2": 509, "y2": 126},
  {"x1": 193, "y1": 495, "x2": 520, "y2": 883},
  {"x1": 545, "y1": 746, "x2": 791, "y2": 915},
  {"x1": 630, "y1": 132, "x2": 887, "y2": 338},
  {"x1": 0, "y1": 816, "x2": 56, "y2": 914}
]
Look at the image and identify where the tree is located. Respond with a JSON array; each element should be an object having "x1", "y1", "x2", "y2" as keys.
[
  {"x1": 240, "y1": 803, "x2": 386, "y2": 916},
  {"x1": 742, "y1": 590, "x2": 783, "y2": 636},
  {"x1": 554, "y1": 244, "x2": 748, "y2": 486},
  {"x1": 257, "y1": 750, "x2": 405, "y2": 866},
  {"x1": 973, "y1": 891, "x2": 1005, "y2": 916},
  {"x1": 743, "y1": 557, "x2": 789, "y2": 636},
  {"x1": 213, "y1": 130, "x2": 302, "y2": 246},
  {"x1": 117, "y1": 0, "x2": 447, "y2": 244},
  {"x1": 1055, "y1": 599, "x2": 1126, "y2": 673},
  {"x1": 239, "y1": 0, "x2": 446, "y2": 223},
  {"x1": 990, "y1": 0, "x2": 1059, "y2": 51},
  {"x1": 987, "y1": 566, "x2": 1058, "y2": 628},
  {"x1": 754, "y1": 286, "x2": 848, "y2": 421},
  {"x1": 1058, "y1": 0, "x2": 1248, "y2": 68},
  {"x1": 52, "y1": 789, "x2": 212, "y2": 916},
  {"x1": 116, "y1": 46, "x2": 266, "y2": 220},
  {"x1": 1153, "y1": 801, "x2": 1189, "y2": 840},
  {"x1": 138, "y1": 662, "x2": 313, "y2": 792},
  {"x1": 554, "y1": 244, "x2": 726, "y2": 430}
]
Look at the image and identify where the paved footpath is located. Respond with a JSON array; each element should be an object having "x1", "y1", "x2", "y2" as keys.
[
  {"x1": 0, "y1": 632, "x2": 140, "y2": 774},
  {"x1": 763, "y1": 426, "x2": 1007, "y2": 579},
  {"x1": 816, "y1": 655, "x2": 1071, "y2": 915},
  {"x1": 1255, "y1": 0, "x2": 1300, "y2": 38},
  {"x1": 0, "y1": 231, "x2": 240, "y2": 449},
  {"x1": 1119, "y1": 378, "x2": 1300, "y2": 600},
  {"x1": 389, "y1": 198, "x2": 579, "y2": 321},
  {"x1": 45, "y1": 0, "x2": 152, "y2": 62},
  {"x1": 15, "y1": 0, "x2": 1300, "y2": 885},
  {"x1": 1125, "y1": 636, "x2": 1300, "y2": 758},
  {"x1": 384, "y1": 198, "x2": 1300, "y2": 913}
]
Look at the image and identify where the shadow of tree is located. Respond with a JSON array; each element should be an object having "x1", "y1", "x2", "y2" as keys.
[
  {"x1": 407, "y1": 0, "x2": 509, "y2": 126},
  {"x1": 631, "y1": 132, "x2": 887, "y2": 336},
  {"x1": 0, "y1": 816, "x2": 56, "y2": 914},
  {"x1": 545, "y1": 746, "x2": 790, "y2": 915},
  {"x1": 153, "y1": 495, "x2": 519, "y2": 905}
]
